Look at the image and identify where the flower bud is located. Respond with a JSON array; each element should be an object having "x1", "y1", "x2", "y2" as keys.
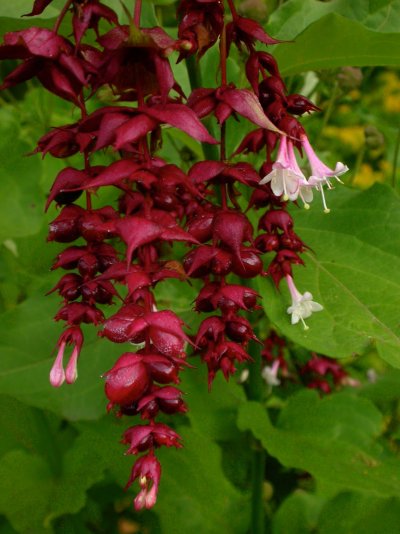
[
  {"x1": 48, "y1": 205, "x2": 84, "y2": 243},
  {"x1": 183, "y1": 248, "x2": 212, "y2": 277},
  {"x1": 195, "y1": 283, "x2": 219, "y2": 312},
  {"x1": 77, "y1": 253, "x2": 99, "y2": 277},
  {"x1": 337, "y1": 66, "x2": 362, "y2": 91},
  {"x1": 255, "y1": 233, "x2": 280, "y2": 253},
  {"x1": 225, "y1": 318, "x2": 254, "y2": 343},
  {"x1": 186, "y1": 212, "x2": 215, "y2": 242},
  {"x1": 364, "y1": 125, "x2": 385, "y2": 149},
  {"x1": 259, "y1": 209, "x2": 293, "y2": 234},
  {"x1": 81, "y1": 279, "x2": 116, "y2": 305},
  {"x1": 286, "y1": 94, "x2": 320, "y2": 115},
  {"x1": 144, "y1": 355, "x2": 181, "y2": 384},
  {"x1": 211, "y1": 249, "x2": 232, "y2": 275},
  {"x1": 48, "y1": 273, "x2": 83, "y2": 301},
  {"x1": 101, "y1": 305, "x2": 144, "y2": 343},
  {"x1": 231, "y1": 249, "x2": 263, "y2": 278},
  {"x1": 104, "y1": 359, "x2": 150, "y2": 406},
  {"x1": 279, "y1": 232, "x2": 305, "y2": 252}
]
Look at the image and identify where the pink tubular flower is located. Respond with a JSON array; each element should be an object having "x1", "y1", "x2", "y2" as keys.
[
  {"x1": 259, "y1": 136, "x2": 308, "y2": 202},
  {"x1": 125, "y1": 453, "x2": 162, "y2": 511},
  {"x1": 49, "y1": 326, "x2": 84, "y2": 387},
  {"x1": 286, "y1": 139, "x2": 313, "y2": 208},
  {"x1": 285, "y1": 275, "x2": 323, "y2": 330},
  {"x1": 301, "y1": 134, "x2": 348, "y2": 213}
]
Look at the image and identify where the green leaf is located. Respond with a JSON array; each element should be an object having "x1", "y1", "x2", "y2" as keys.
[
  {"x1": 0, "y1": 395, "x2": 64, "y2": 462},
  {"x1": 318, "y1": 492, "x2": 400, "y2": 534},
  {"x1": 43, "y1": 422, "x2": 120, "y2": 525},
  {"x1": 156, "y1": 427, "x2": 249, "y2": 534},
  {"x1": 272, "y1": 491, "x2": 324, "y2": 534},
  {"x1": 359, "y1": 369, "x2": 400, "y2": 405},
  {"x1": 268, "y1": 0, "x2": 400, "y2": 39},
  {"x1": 273, "y1": 14, "x2": 400, "y2": 75},
  {"x1": 258, "y1": 185, "x2": 400, "y2": 367},
  {"x1": 0, "y1": 450, "x2": 54, "y2": 534},
  {"x1": 238, "y1": 390, "x2": 400, "y2": 497},
  {"x1": 181, "y1": 365, "x2": 247, "y2": 441},
  {"x1": 0, "y1": 0, "x2": 59, "y2": 18},
  {"x1": 140, "y1": 2, "x2": 158, "y2": 26},
  {"x1": 0, "y1": 1, "x2": 62, "y2": 35},
  {"x1": 0, "y1": 292, "x2": 123, "y2": 420},
  {"x1": 0, "y1": 517, "x2": 18, "y2": 534},
  {"x1": 0, "y1": 416, "x2": 125, "y2": 533},
  {"x1": 0, "y1": 108, "x2": 43, "y2": 241}
]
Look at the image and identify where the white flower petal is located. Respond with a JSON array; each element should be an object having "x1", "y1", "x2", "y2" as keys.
[
  {"x1": 310, "y1": 302, "x2": 324, "y2": 312},
  {"x1": 300, "y1": 185, "x2": 313, "y2": 203},
  {"x1": 290, "y1": 312, "x2": 300, "y2": 325},
  {"x1": 259, "y1": 173, "x2": 273, "y2": 185},
  {"x1": 334, "y1": 162, "x2": 349, "y2": 176},
  {"x1": 271, "y1": 175, "x2": 284, "y2": 196}
]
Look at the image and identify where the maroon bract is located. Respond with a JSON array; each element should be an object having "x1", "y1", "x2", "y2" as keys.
[
  {"x1": 0, "y1": 27, "x2": 89, "y2": 107},
  {"x1": 177, "y1": 0, "x2": 224, "y2": 59}
]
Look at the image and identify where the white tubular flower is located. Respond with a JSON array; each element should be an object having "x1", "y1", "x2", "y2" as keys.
[
  {"x1": 285, "y1": 275, "x2": 323, "y2": 330},
  {"x1": 301, "y1": 134, "x2": 348, "y2": 213},
  {"x1": 286, "y1": 139, "x2": 313, "y2": 209},
  {"x1": 260, "y1": 136, "x2": 307, "y2": 202},
  {"x1": 261, "y1": 359, "x2": 281, "y2": 387}
]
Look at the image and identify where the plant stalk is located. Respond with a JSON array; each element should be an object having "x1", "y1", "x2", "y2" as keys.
[
  {"x1": 133, "y1": 0, "x2": 142, "y2": 26},
  {"x1": 247, "y1": 342, "x2": 266, "y2": 534},
  {"x1": 391, "y1": 125, "x2": 400, "y2": 189},
  {"x1": 53, "y1": 0, "x2": 73, "y2": 33}
]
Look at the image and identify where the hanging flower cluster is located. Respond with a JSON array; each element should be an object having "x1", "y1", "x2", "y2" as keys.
[
  {"x1": 0, "y1": 0, "x2": 348, "y2": 509},
  {"x1": 260, "y1": 331, "x2": 357, "y2": 393}
]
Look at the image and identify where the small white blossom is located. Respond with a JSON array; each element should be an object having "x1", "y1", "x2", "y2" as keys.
[
  {"x1": 261, "y1": 360, "x2": 281, "y2": 387},
  {"x1": 286, "y1": 275, "x2": 323, "y2": 330},
  {"x1": 366, "y1": 369, "x2": 378, "y2": 383},
  {"x1": 238, "y1": 368, "x2": 249, "y2": 384}
]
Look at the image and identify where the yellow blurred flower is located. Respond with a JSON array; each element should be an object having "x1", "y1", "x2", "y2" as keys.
[
  {"x1": 379, "y1": 71, "x2": 400, "y2": 92},
  {"x1": 348, "y1": 89, "x2": 361, "y2": 100},
  {"x1": 352, "y1": 163, "x2": 385, "y2": 189},
  {"x1": 337, "y1": 104, "x2": 351, "y2": 114},
  {"x1": 376, "y1": 71, "x2": 400, "y2": 112},
  {"x1": 384, "y1": 94, "x2": 400, "y2": 113},
  {"x1": 324, "y1": 125, "x2": 365, "y2": 151}
]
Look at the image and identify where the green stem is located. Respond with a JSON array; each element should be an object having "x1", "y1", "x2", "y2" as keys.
[
  {"x1": 247, "y1": 342, "x2": 266, "y2": 534},
  {"x1": 350, "y1": 144, "x2": 366, "y2": 185},
  {"x1": 320, "y1": 81, "x2": 340, "y2": 133},
  {"x1": 186, "y1": 55, "x2": 201, "y2": 92},
  {"x1": 391, "y1": 125, "x2": 400, "y2": 189},
  {"x1": 53, "y1": 0, "x2": 73, "y2": 33}
]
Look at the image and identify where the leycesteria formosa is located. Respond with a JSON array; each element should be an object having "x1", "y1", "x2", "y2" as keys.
[{"x1": 0, "y1": 0, "x2": 348, "y2": 509}]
